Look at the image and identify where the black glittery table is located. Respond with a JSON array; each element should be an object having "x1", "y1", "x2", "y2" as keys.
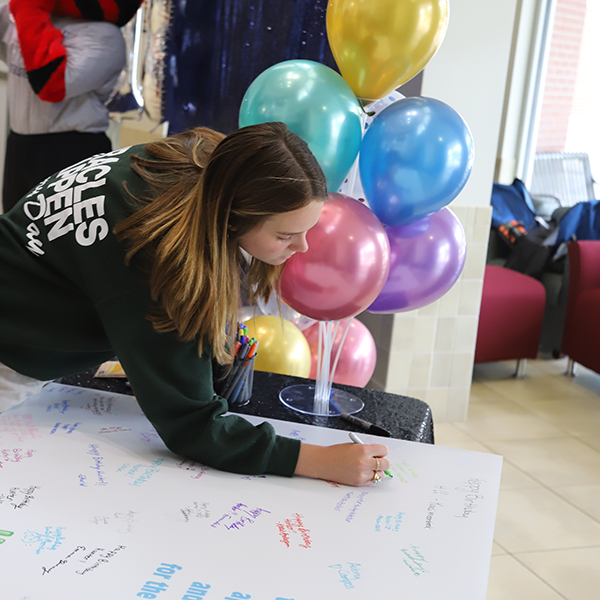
[{"x1": 58, "y1": 369, "x2": 434, "y2": 444}]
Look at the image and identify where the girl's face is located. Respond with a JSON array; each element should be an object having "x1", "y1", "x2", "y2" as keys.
[{"x1": 237, "y1": 200, "x2": 324, "y2": 266}]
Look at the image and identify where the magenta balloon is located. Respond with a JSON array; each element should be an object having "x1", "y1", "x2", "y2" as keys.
[
  {"x1": 303, "y1": 319, "x2": 377, "y2": 387},
  {"x1": 280, "y1": 193, "x2": 390, "y2": 321},
  {"x1": 367, "y1": 207, "x2": 467, "y2": 313}
]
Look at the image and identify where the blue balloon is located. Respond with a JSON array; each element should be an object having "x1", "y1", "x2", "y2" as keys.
[
  {"x1": 359, "y1": 97, "x2": 474, "y2": 226},
  {"x1": 239, "y1": 60, "x2": 363, "y2": 192}
]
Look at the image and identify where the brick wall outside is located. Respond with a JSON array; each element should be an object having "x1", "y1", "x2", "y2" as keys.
[{"x1": 537, "y1": 0, "x2": 587, "y2": 152}]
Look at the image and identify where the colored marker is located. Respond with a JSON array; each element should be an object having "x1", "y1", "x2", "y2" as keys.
[{"x1": 348, "y1": 432, "x2": 393, "y2": 478}]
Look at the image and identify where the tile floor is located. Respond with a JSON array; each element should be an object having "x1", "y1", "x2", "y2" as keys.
[{"x1": 435, "y1": 357, "x2": 600, "y2": 600}]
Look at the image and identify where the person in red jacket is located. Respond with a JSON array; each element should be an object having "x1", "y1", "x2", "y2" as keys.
[{"x1": 0, "y1": 0, "x2": 134, "y2": 212}]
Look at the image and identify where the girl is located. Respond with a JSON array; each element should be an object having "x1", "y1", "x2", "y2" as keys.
[{"x1": 0, "y1": 122, "x2": 389, "y2": 486}]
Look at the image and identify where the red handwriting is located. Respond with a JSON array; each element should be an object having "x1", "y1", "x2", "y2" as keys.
[
  {"x1": 0, "y1": 448, "x2": 36, "y2": 468},
  {"x1": 276, "y1": 513, "x2": 312, "y2": 549}
]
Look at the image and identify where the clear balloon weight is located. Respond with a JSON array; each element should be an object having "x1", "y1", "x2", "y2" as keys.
[
  {"x1": 368, "y1": 207, "x2": 467, "y2": 313},
  {"x1": 239, "y1": 60, "x2": 363, "y2": 192},
  {"x1": 359, "y1": 97, "x2": 474, "y2": 227}
]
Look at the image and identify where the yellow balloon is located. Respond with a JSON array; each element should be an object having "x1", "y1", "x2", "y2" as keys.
[
  {"x1": 245, "y1": 316, "x2": 312, "y2": 378},
  {"x1": 327, "y1": 0, "x2": 449, "y2": 103}
]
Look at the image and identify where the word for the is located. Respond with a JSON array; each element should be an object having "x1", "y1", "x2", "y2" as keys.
[
  {"x1": 329, "y1": 562, "x2": 362, "y2": 590},
  {"x1": 455, "y1": 478, "x2": 486, "y2": 519},
  {"x1": 137, "y1": 563, "x2": 183, "y2": 598},
  {"x1": 276, "y1": 513, "x2": 312, "y2": 549},
  {"x1": 211, "y1": 503, "x2": 271, "y2": 531}
]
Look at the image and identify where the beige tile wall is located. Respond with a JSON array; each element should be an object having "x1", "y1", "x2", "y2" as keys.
[{"x1": 359, "y1": 204, "x2": 492, "y2": 423}]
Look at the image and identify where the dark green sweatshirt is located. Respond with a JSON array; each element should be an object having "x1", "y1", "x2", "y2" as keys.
[{"x1": 0, "y1": 145, "x2": 301, "y2": 475}]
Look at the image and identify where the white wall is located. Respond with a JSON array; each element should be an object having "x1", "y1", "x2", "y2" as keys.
[
  {"x1": 421, "y1": 0, "x2": 519, "y2": 207},
  {"x1": 364, "y1": 0, "x2": 521, "y2": 422}
]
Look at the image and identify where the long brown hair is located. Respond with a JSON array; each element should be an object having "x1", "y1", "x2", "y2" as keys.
[{"x1": 114, "y1": 122, "x2": 327, "y2": 364}]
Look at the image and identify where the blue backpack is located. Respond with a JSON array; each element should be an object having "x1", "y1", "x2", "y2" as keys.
[
  {"x1": 554, "y1": 200, "x2": 600, "y2": 246},
  {"x1": 490, "y1": 179, "x2": 539, "y2": 233}
]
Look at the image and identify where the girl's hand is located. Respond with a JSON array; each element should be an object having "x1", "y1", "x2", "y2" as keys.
[{"x1": 294, "y1": 442, "x2": 391, "y2": 487}]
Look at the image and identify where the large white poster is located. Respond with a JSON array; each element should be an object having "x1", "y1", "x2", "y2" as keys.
[{"x1": 0, "y1": 383, "x2": 502, "y2": 599}]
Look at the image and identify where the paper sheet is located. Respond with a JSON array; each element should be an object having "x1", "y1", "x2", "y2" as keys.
[{"x1": 0, "y1": 383, "x2": 502, "y2": 599}]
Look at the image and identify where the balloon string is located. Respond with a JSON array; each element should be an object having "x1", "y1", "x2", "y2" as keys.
[
  {"x1": 314, "y1": 321, "x2": 333, "y2": 414},
  {"x1": 314, "y1": 321, "x2": 326, "y2": 413},
  {"x1": 328, "y1": 319, "x2": 352, "y2": 399},
  {"x1": 316, "y1": 320, "x2": 324, "y2": 388},
  {"x1": 320, "y1": 322, "x2": 333, "y2": 410}
]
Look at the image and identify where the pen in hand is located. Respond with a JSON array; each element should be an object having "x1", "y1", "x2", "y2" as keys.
[{"x1": 349, "y1": 432, "x2": 393, "y2": 478}]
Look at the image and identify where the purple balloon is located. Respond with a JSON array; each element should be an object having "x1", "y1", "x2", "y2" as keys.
[{"x1": 367, "y1": 207, "x2": 467, "y2": 313}]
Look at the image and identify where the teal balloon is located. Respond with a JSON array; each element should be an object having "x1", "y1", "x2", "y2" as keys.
[{"x1": 239, "y1": 60, "x2": 363, "y2": 192}]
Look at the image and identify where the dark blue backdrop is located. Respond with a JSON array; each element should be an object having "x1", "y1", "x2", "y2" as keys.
[{"x1": 164, "y1": 0, "x2": 338, "y2": 134}]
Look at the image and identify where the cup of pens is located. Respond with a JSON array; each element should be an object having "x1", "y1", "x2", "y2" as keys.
[{"x1": 218, "y1": 324, "x2": 259, "y2": 409}]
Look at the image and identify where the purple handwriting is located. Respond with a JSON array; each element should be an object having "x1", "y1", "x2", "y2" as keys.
[{"x1": 211, "y1": 503, "x2": 271, "y2": 531}]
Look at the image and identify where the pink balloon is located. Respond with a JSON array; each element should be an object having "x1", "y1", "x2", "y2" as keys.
[
  {"x1": 280, "y1": 193, "x2": 390, "y2": 321},
  {"x1": 303, "y1": 319, "x2": 377, "y2": 387}
]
